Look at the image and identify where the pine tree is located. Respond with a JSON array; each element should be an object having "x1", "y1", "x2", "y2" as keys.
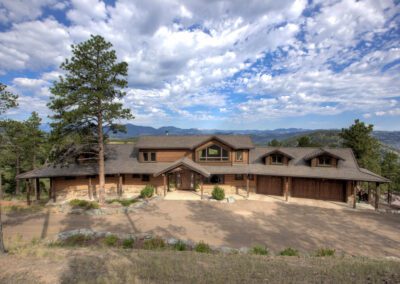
[{"x1": 48, "y1": 35, "x2": 133, "y2": 203}]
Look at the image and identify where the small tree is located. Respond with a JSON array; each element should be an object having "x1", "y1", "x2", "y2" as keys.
[
  {"x1": 48, "y1": 35, "x2": 134, "y2": 204},
  {"x1": 0, "y1": 82, "x2": 18, "y2": 254},
  {"x1": 297, "y1": 136, "x2": 312, "y2": 147},
  {"x1": 268, "y1": 139, "x2": 282, "y2": 147}
]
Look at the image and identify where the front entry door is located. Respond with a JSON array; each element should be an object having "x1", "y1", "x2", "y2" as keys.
[{"x1": 178, "y1": 170, "x2": 194, "y2": 190}]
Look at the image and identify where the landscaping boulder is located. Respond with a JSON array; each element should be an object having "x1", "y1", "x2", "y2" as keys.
[{"x1": 227, "y1": 196, "x2": 236, "y2": 203}]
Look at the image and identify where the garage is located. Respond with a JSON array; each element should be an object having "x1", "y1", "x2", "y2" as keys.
[
  {"x1": 291, "y1": 178, "x2": 346, "y2": 202},
  {"x1": 257, "y1": 175, "x2": 283, "y2": 196}
]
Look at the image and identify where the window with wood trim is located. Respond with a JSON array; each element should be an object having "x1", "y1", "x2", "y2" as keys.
[
  {"x1": 248, "y1": 174, "x2": 254, "y2": 180},
  {"x1": 271, "y1": 154, "x2": 283, "y2": 165},
  {"x1": 132, "y1": 174, "x2": 140, "y2": 178},
  {"x1": 235, "y1": 151, "x2": 243, "y2": 162},
  {"x1": 235, "y1": 174, "x2": 244, "y2": 180},
  {"x1": 143, "y1": 152, "x2": 156, "y2": 162},
  {"x1": 141, "y1": 174, "x2": 150, "y2": 181},
  {"x1": 199, "y1": 144, "x2": 229, "y2": 162},
  {"x1": 318, "y1": 156, "x2": 332, "y2": 167},
  {"x1": 64, "y1": 176, "x2": 76, "y2": 180},
  {"x1": 204, "y1": 174, "x2": 224, "y2": 184}
]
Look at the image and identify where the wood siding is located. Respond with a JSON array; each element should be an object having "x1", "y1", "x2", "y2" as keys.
[
  {"x1": 257, "y1": 175, "x2": 283, "y2": 196},
  {"x1": 139, "y1": 149, "x2": 192, "y2": 162},
  {"x1": 291, "y1": 177, "x2": 346, "y2": 201}
]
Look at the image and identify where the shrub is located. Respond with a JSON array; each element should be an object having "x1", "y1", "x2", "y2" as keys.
[
  {"x1": 251, "y1": 245, "x2": 269, "y2": 255},
  {"x1": 106, "y1": 198, "x2": 138, "y2": 207},
  {"x1": 63, "y1": 234, "x2": 92, "y2": 246},
  {"x1": 315, "y1": 248, "x2": 335, "y2": 257},
  {"x1": 122, "y1": 238, "x2": 135, "y2": 249},
  {"x1": 143, "y1": 237, "x2": 165, "y2": 250},
  {"x1": 140, "y1": 185, "x2": 155, "y2": 198},
  {"x1": 279, "y1": 247, "x2": 299, "y2": 256},
  {"x1": 69, "y1": 199, "x2": 99, "y2": 210},
  {"x1": 211, "y1": 186, "x2": 225, "y2": 201},
  {"x1": 104, "y1": 235, "x2": 119, "y2": 247},
  {"x1": 173, "y1": 241, "x2": 187, "y2": 251},
  {"x1": 195, "y1": 241, "x2": 211, "y2": 253}
]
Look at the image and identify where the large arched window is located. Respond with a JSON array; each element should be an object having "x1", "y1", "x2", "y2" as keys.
[{"x1": 199, "y1": 144, "x2": 229, "y2": 161}]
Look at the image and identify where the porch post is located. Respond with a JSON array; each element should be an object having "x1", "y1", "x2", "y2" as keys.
[
  {"x1": 246, "y1": 174, "x2": 249, "y2": 198},
  {"x1": 375, "y1": 182, "x2": 380, "y2": 210},
  {"x1": 118, "y1": 174, "x2": 123, "y2": 197},
  {"x1": 52, "y1": 178, "x2": 56, "y2": 202},
  {"x1": 26, "y1": 179, "x2": 32, "y2": 206},
  {"x1": 35, "y1": 178, "x2": 40, "y2": 200},
  {"x1": 163, "y1": 174, "x2": 167, "y2": 197},
  {"x1": 88, "y1": 177, "x2": 93, "y2": 200},
  {"x1": 284, "y1": 177, "x2": 289, "y2": 202},
  {"x1": 353, "y1": 181, "x2": 357, "y2": 209},
  {"x1": 201, "y1": 176, "x2": 204, "y2": 200}
]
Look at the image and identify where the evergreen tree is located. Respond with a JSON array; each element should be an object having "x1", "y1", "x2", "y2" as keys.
[
  {"x1": 268, "y1": 139, "x2": 282, "y2": 147},
  {"x1": 381, "y1": 152, "x2": 400, "y2": 203},
  {"x1": 339, "y1": 119, "x2": 381, "y2": 173},
  {"x1": 48, "y1": 35, "x2": 133, "y2": 203}
]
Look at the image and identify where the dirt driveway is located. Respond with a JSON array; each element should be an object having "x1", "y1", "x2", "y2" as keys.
[{"x1": 3, "y1": 200, "x2": 400, "y2": 257}]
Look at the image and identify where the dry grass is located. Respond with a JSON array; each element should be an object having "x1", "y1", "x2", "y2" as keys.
[{"x1": 0, "y1": 244, "x2": 399, "y2": 284}]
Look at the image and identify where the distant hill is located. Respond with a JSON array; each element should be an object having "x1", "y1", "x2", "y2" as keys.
[{"x1": 104, "y1": 123, "x2": 400, "y2": 151}]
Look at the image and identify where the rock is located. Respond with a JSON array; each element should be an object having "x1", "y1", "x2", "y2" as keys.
[
  {"x1": 227, "y1": 196, "x2": 236, "y2": 203},
  {"x1": 57, "y1": 228, "x2": 95, "y2": 240},
  {"x1": 239, "y1": 247, "x2": 249, "y2": 254},
  {"x1": 118, "y1": 233, "x2": 136, "y2": 240},
  {"x1": 135, "y1": 232, "x2": 153, "y2": 240},
  {"x1": 209, "y1": 199, "x2": 217, "y2": 202},
  {"x1": 219, "y1": 246, "x2": 237, "y2": 254},
  {"x1": 69, "y1": 208, "x2": 85, "y2": 215},
  {"x1": 166, "y1": 238, "x2": 179, "y2": 245}
]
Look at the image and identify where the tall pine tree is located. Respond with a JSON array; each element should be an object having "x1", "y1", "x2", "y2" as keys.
[{"x1": 48, "y1": 35, "x2": 133, "y2": 203}]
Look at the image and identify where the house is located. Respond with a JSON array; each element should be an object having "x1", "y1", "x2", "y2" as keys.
[{"x1": 17, "y1": 135, "x2": 388, "y2": 207}]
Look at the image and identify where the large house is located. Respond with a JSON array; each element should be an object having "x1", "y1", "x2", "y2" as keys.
[{"x1": 18, "y1": 135, "x2": 388, "y2": 206}]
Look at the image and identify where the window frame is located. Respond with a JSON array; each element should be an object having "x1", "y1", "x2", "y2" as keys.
[
  {"x1": 204, "y1": 174, "x2": 225, "y2": 184},
  {"x1": 143, "y1": 151, "x2": 156, "y2": 162},
  {"x1": 198, "y1": 144, "x2": 230, "y2": 162},
  {"x1": 234, "y1": 174, "x2": 244, "y2": 180},
  {"x1": 317, "y1": 156, "x2": 332, "y2": 167},
  {"x1": 235, "y1": 151, "x2": 243, "y2": 162},
  {"x1": 141, "y1": 174, "x2": 150, "y2": 182},
  {"x1": 271, "y1": 154, "x2": 284, "y2": 165}
]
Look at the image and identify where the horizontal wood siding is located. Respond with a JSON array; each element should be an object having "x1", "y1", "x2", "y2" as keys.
[
  {"x1": 291, "y1": 178, "x2": 345, "y2": 201},
  {"x1": 257, "y1": 175, "x2": 283, "y2": 196},
  {"x1": 139, "y1": 149, "x2": 192, "y2": 162}
]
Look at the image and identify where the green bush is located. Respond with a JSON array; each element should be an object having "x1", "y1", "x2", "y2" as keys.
[
  {"x1": 140, "y1": 185, "x2": 155, "y2": 198},
  {"x1": 315, "y1": 248, "x2": 335, "y2": 257},
  {"x1": 106, "y1": 198, "x2": 138, "y2": 207},
  {"x1": 143, "y1": 237, "x2": 165, "y2": 250},
  {"x1": 69, "y1": 199, "x2": 99, "y2": 210},
  {"x1": 251, "y1": 245, "x2": 269, "y2": 255},
  {"x1": 63, "y1": 234, "x2": 92, "y2": 246},
  {"x1": 211, "y1": 186, "x2": 225, "y2": 201},
  {"x1": 104, "y1": 235, "x2": 119, "y2": 247},
  {"x1": 279, "y1": 247, "x2": 299, "y2": 256},
  {"x1": 195, "y1": 241, "x2": 211, "y2": 253},
  {"x1": 173, "y1": 241, "x2": 187, "y2": 251},
  {"x1": 122, "y1": 238, "x2": 134, "y2": 249}
]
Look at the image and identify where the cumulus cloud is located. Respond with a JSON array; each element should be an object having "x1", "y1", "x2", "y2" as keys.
[{"x1": 0, "y1": 0, "x2": 399, "y2": 128}]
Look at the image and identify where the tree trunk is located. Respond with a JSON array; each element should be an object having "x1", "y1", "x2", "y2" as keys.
[
  {"x1": 0, "y1": 172, "x2": 6, "y2": 254},
  {"x1": 15, "y1": 154, "x2": 20, "y2": 195},
  {"x1": 97, "y1": 112, "x2": 106, "y2": 204}
]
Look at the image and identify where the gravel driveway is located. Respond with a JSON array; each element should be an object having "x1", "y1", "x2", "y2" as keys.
[{"x1": 3, "y1": 199, "x2": 400, "y2": 257}]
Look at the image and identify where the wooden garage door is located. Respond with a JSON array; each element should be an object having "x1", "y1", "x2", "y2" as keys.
[
  {"x1": 292, "y1": 178, "x2": 345, "y2": 201},
  {"x1": 257, "y1": 176, "x2": 283, "y2": 196}
]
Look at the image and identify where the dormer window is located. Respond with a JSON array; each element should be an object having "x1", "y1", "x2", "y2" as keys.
[
  {"x1": 318, "y1": 156, "x2": 332, "y2": 167},
  {"x1": 271, "y1": 154, "x2": 283, "y2": 165},
  {"x1": 199, "y1": 144, "x2": 229, "y2": 162},
  {"x1": 143, "y1": 152, "x2": 156, "y2": 162},
  {"x1": 235, "y1": 151, "x2": 243, "y2": 162}
]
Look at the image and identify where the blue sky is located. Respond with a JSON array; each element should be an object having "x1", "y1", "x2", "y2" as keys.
[{"x1": 0, "y1": 0, "x2": 399, "y2": 130}]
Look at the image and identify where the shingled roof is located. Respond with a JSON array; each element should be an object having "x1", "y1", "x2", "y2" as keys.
[
  {"x1": 17, "y1": 136, "x2": 389, "y2": 183},
  {"x1": 135, "y1": 135, "x2": 254, "y2": 150}
]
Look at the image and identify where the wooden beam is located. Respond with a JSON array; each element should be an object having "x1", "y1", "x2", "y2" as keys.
[
  {"x1": 88, "y1": 177, "x2": 93, "y2": 200},
  {"x1": 353, "y1": 181, "x2": 357, "y2": 209},
  {"x1": 246, "y1": 174, "x2": 250, "y2": 198},
  {"x1": 163, "y1": 174, "x2": 167, "y2": 197},
  {"x1": 375, "y1": 182, "x2": 380, "y2": 210},
  {"x1": 51, "y1": 178, "x2": 56, "y2": 202}
]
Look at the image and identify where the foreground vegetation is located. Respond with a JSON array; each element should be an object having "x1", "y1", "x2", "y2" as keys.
[{"x1": 0, "y1": 244, "x2": 399, "y2": 284}]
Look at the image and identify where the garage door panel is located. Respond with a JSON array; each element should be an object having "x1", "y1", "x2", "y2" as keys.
[
  {"x1": 292, "y1": 178, "x2": 345, "y2": 202},
  {"x1": 257, "y1": 176, "x2": 283, "y2": 196}
]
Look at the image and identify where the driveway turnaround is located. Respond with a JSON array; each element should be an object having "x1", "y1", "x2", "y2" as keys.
[{"x1": 3, "y1": 199, "x2": 400, "y2": 257}]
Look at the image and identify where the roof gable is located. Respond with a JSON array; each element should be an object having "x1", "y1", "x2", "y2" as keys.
[{"x1": 303, "y1": 148, "x2": 346, "y2": 161}]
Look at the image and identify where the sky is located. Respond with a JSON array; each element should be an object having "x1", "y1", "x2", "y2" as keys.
[{"x1": 0, "y1": 0, "x2": 399, "y2": 131}]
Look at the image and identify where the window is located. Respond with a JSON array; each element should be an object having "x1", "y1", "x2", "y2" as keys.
[
  {"x1": 205, "y1": 174, "x2": 224, "y2": 184},
  {"x1": 248, "y1": 174, "x2": 254, "y2": 180},
  {"x1": 235, "y1": 174, "x2": 244, "y2": 180},
  {"x1": 199, "y1": 144, "x2": 229, "y2": 161},
  {"x1": 271, "y1": 154, "x2": 283, "y2": 165},
  {"x1": 105, "y1": 174, "x2": 115, "y2": 177},
  {"x1": 235, "y1": 151, "x2": 243, "y2": 161},
  {"x1": 64, "y1": 176, "x2": 76, "y2": 180},
  {"x1": 318, "y1": 156, "x2": 332, "y2": 166},
  {"x1": 143, "y1": 152, "x2": 156, "y2": 162},
  {"x1": 132, "y1": 174, "x2": 140, "y2": 178},
  {"x1": 141, "y1": 174, "x2": 150, "y2": 181}
]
